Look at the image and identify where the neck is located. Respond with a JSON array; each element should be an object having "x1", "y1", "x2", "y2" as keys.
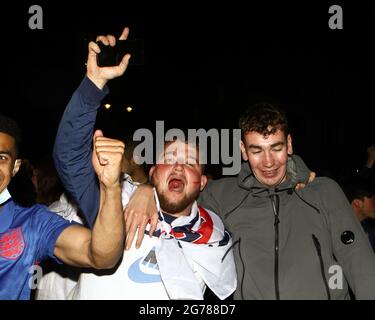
[{"x1": 163, "y1": 203, "x2": 194, "y2": 218}]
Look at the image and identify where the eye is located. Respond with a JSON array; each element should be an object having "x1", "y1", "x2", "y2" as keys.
[
  {"x1": 186, "y1": 158, "x2": 198, "y2": 166},
  {"x1": 163, "y1": 154, "x2": 176, "y2": 164},
  {"x1": 164, "y1": 158, "x2": 175, "y2": 164}
]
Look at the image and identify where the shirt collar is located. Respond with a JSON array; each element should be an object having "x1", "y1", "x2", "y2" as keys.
[
  {"x1": 0, "y1": 200, "x2": 15, "y2": 233},
  {"x1": 123, "y1": 173, "x2": 146, "y2": 187}
]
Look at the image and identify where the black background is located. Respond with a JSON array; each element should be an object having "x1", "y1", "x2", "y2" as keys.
[{"x1": 2, "y1": 1, "x2": 374, "y2": 179}]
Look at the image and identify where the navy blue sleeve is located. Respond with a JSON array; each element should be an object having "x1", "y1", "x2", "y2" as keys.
[{"x1": 53, "y1": 76, "x2": 109, "y2": 228}]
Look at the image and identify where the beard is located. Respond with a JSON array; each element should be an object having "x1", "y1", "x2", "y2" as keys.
[{"x1": 154, "y1": 186, "x2": 200, "y2": 215}]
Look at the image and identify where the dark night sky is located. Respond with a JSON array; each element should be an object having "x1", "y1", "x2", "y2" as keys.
[{"x1": 2, "y1": 1, "x2": 374, "y2": 179}]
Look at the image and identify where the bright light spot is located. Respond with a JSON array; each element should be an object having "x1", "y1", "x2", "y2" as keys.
[
  {"x1": 126, "y1": 106, "x2": 133, "y2": 112},
  {"x1": 104, "y1": 104, "x2": 111, "y2": 109}
]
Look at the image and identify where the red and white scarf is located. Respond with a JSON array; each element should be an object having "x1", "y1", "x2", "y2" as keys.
[{"x1": 154, "y1": 188, "x2": 237, "y2": 300}]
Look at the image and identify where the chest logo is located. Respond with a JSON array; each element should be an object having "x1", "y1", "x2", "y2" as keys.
[{"x1": 0, "y1": 227, "x2": 25, "y2": 260}]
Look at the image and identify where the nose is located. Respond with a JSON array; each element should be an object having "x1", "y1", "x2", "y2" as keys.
[
  {"x1": 262, "y1": 151, "x2": 275, "y2": 168},
  {"x1": 172, "y1": 162, "x2": 184, "y2": 172}
]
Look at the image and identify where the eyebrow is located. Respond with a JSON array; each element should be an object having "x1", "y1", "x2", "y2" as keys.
[
  {"x1": 248, "y1": 141, "x2": 285, "y2": 149},
  {"x1": 0, "y1": 150, "x2": 13, "y2": 156},
  {"x1": 162, "y1": 153, "x2": 198, "y2": 161},
  {"x1": 161, "y1": 152, "x2": 199, "y2": 163}
]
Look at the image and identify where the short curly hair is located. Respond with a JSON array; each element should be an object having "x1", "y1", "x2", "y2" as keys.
[
  {"x1": 239, "y1": 103, "x2": 288, "y2": 140},
  {"x1": 0, "y1": 114, "x2": 22, "y2": 155}
]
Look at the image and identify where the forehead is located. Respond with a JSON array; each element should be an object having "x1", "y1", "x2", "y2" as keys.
[
  {"x1": 162, "y1": 140, "x2": 199, "y2": 157},
  {"x1": 243, "y1": 129, "x2": 287, "y2": 146},
  {"x1": 365, "y1": 195, "x2": 375, "y2": 202},
  {"x1": 0, "y1": 132, "x2": 16, "y2": 154}
]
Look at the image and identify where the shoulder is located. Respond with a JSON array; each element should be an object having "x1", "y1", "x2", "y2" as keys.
[
  {"x1": 204, "y1": 176, "x2": 239, "y2": 195},
  {"x1": 13, "y1": 202, "x2": 50, "y2": 218},
  {"x1": 308, "y1": 176, "x2": 344, "y2": 195},
  {"x1": 13, "y1": 202, "x2": 67, "y2": 227},
  {"x1": 301, "y1": 176, "x2": 349, "y2": 212}
]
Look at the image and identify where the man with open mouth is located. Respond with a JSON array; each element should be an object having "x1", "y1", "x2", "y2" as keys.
[{"x1": 53, "y1": 27, "x2": 237, "y2": 300}]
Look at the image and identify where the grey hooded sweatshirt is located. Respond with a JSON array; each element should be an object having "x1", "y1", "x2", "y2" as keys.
[{"x1": 198, "y1": 155, "x2": 375, "y2": 299}]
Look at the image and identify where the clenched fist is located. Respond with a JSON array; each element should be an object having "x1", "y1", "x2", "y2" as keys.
[{"x1": 92, "y1": 130, "x2": 125, "y2": 189}]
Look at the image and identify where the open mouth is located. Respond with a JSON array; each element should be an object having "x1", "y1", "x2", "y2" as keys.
[{"x1": 168, "y1": 177, "x2": 185, "y2": 192}]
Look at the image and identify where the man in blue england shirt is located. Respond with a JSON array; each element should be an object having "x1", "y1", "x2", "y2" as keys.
[{"x1": 0, "y1": 114, "x2": 125, "y2": 299}]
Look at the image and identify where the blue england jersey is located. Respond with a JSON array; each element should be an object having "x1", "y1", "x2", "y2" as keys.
[{"x1": 0, "y1": 200, "x2": 72, "y2": 300}]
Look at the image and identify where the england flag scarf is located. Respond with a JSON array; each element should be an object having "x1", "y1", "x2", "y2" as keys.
[{"x1": 153, "y1": 188, "x2": 237, "y2": 300}]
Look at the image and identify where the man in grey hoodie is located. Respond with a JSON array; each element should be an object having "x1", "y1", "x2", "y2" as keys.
[{"x1": 128, "y1": 103, "x2": 375, "y2": 299}]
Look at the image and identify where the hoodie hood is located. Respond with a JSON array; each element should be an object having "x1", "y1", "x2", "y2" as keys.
[{"x1": 237, "y1": 154, "x2": 310, "y2": 196}]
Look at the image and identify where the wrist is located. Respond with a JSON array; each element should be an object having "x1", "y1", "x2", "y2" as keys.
[
  {"x1": 86, "y1": 73, "x2": 108, "y2": 90},
  {"x1": 102, "y1": 183, "x2": 122, "y2": 195}
]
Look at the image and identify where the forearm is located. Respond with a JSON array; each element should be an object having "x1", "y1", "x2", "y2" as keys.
[{"x1": 89, "y1": 183, "x2": 124, "y2": 268}]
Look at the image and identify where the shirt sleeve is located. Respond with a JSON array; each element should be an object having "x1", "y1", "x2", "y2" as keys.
[
  {"x1": 53, "y1": 76, "x2": 109, "y2": 228},
  {"x1": 33, "y1": 206, "x2": 78, "y2": 263}
]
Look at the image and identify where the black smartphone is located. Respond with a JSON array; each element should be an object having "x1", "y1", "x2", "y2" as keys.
[{"x1": 96, "y1": 39, "x2": 144, "y2": 67}]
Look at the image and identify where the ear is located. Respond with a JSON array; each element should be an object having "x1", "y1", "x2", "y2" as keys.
[
  {"x1": 12, "y1": 159, "x2": 22, "y2": 177},
  {"x1": 148, "y1": 165, "x2": 156, "y2": 179},
  {"x1": 287, "y1": 134, "x2": 293, "y2": 155},
  {"x1": 200, "y1": 174, "x2": 208, "y2": 191},
  {"x1": 240, "y1": 140, "x2": 248, "y2": 161},
  {"x1": 352, "y1": 198, "x2": 363, "y2": 210}
]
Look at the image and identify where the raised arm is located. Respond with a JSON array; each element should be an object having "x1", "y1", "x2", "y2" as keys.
[
  {"x1": 54, "y1": 131, "x2": 125, "y2": 268},
  {"x1": 53, "y1": 27, "x2": 131, "y2": 228}
]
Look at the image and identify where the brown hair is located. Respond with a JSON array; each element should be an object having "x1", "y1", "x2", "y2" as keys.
[
  {"x1": 239, "y1": 103, "x2": 288, "y2": 140},
  {"x1": 33, "y1": 156, "x2": 64, "y2": 206},
  {"x1": 0, "y1": 114, "x2": 22, "y2": 156}
]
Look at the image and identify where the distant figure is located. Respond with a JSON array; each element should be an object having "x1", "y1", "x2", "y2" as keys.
[
  {"x1": 120, "y1": 133, "x2": 149, "y2": 185},
  {"x1": 8, "y1": 159, "x2": 36, "y2": 207},
  {"x1": 358, "y1": 144, "x2": 375, "y2": 183},
  {"x1": 342, "y1": 177, "x2": 375, "y2": 252}
]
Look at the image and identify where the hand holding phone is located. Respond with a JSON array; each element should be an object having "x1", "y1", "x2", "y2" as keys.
[
  {"x1": 96, "y1": 39, "x2": 144, "y2": 67},
  {"x1": 86, "y1": 27, "x2": 134, "y2": 90}
]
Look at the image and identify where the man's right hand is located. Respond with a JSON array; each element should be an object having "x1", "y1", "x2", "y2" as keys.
[
  {"x1": 124, "y1": 184, "x2": 159, "y2": 250},
  {"x1": 86, "y1": 27, "x2": 131, "y2": 90}
]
